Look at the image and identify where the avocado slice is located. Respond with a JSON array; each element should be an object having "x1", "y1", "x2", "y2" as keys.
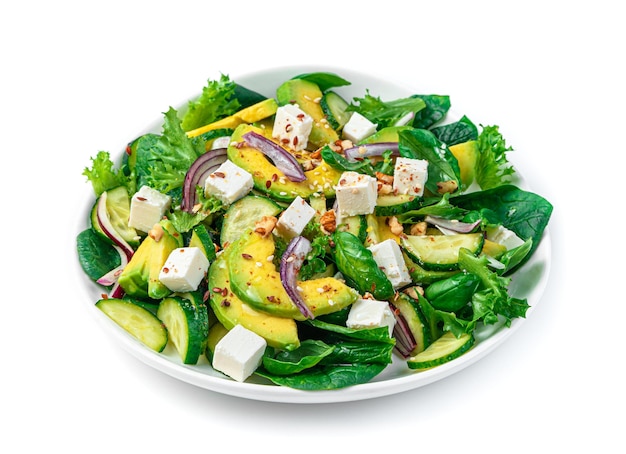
[
  {"x1": 208, "y1": 248, "x2": 300, "y2": 351},
  {"x1": 227, "y1": 124, "x2": 342, "y2": 203},
  {"x1": 448, "y1": 140, "x2": 478, "y2": 188},
  {"x1": 360, "y1": 126, "x2": 412, "y2": 144},
  {"x1": 228, "y1": 229, "x2": 359, "y2": 320},
  {"x1": 118, "y1": 219, "x2": 181, "y2": 299},
  {"x1": 276, "y1": 78, "x2": 339, "y2": 148}
]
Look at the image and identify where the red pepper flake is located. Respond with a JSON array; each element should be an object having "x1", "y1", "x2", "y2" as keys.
[
  {"x1": 297, "y1": 113, "x2": 305, "y2": 120},
  {"x1": 266, "y1": 180, "x2": 272, "y2": 189},
  {"x1": 281, "y1": 138, "x2": 290, "y2": 145},
  {"x1": 213, "y1": 171, "x2": 226, "y2": 178},
  {"x1": 271, "y1": 173, "x2": 278, "y2": 182},
  {"x1": 267, "y1": 295, "x2": 277, "y2": 303},
  {"x1": 162, "y1": 267, "x2": 170, "y2": 274},
  {"x1": 241, "y1": 253, "x2": 253, "y2": 260},
  {"x1": 221, "y1": 300, "x2": 231, "y2": 307},
  {"x1": 293, "y1": 136, "x2": 299, "y2": 147},
  {"x1": 212, "y1": 287, "x2": 223, "y2": 294},
  {"x1": 101, "y1": 293, "x2": 108, "y2": 299},
  {"x1": 136, "y1": 196, "x2": 147, "y2": 201}
]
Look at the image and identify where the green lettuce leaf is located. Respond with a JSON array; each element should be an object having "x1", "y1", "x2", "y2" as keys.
[
  {"x1": 82, "y1": 151, "x2": 128, "y2": 197},
  {"x1": 348, "y1": 91, "x2": 426, "y2": 129},
  {"x1": 181, "y1": 74, "x2": 240, "y2": 132},
  {"x1": 475, "y1": 125, "x2": 515, "y2": 189}
]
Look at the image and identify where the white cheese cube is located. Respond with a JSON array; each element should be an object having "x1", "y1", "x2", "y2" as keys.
[
  {"x1": 272, "y1": 104, "x2": 313, "y2": 151},
  {"x1": 276, "y1": 196, "x2": 316, "y2": 239},
  {"x1": 486, "y1": 225, "x2": 525, "y2": 250},
  {"x1": 368, "y1": 239, "x2": 412, "y2": 289},
  {"x1": 159, "y1": 247, "x2": 210, "y2": 292},
  {"x1": 335, "y1": 171, "x2": 378, "y2": 216},
  {"x1": 346, "y1": 299, "x2": 396, "y2": 337},
  {"x1": 342, "y1": 112, "x2": 377, "y2": 143},
  {"x1": 204, "y1": 159, "x2": 253, "y2": 205},
  {"x1": 128, "y1": 185, "x2": 172, "y2": 233},
  {"x1": 393, "y1": 157, "x2": 429, "y2": 197},
  {"x1": 212, "y1": 324, "x2": 267, "y2": 382},
  {"x1": 211, "y1": 135, "x2": 231, "y2": 149}
]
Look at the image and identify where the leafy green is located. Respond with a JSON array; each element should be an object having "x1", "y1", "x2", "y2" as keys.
[
  {"x1": 135, "y1": 107, "x2": 205, "y2": 194},
  {"x1": 82, "y1": 151, "x2": 128, "y2": 197},
  {"x1": 396, "y1": 193, "x2": 468, "y2": 224},
  {"x1": 475, "y1": 125, "x2": 515, "y2": 189},
  {"x1": 76, "y1": 229, "x2": 121, "y2": 281},
  {"x1": 410, "y1": 94, "x2": 450, "y2": 129},
  {"x1": 431, "y1": 115, "x2": 478, "y2": 146},
  {"x1": 398, "y1": 128, "x2": 461, "y2": 195},
  {"x1": 262, "y1": 340, "x2": 335, "y2": 375},
  {"x1": 332, "y1": 231, "x2": 395, "y2": 300},
  {"x1": 167, "y1": 188, "x2": 223, "y2": 233},
  {"x1": 256, "y1": 363, "x2": 387, "y2": 390},
  {"x1": 320, "y1": 145, "x2": 376, "y2": 176},
  {"x1": 348, "y1": 90, "x2": 426, "y2": 129},
  {"x1": 181, "y1": 74, "x2": 240, "y2": 132}
]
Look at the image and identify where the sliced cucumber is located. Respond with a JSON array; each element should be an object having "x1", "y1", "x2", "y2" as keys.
[
  {"x1": 105, "y1": 186, "x2": 140, "y2": 247},
  {"x1": 407, "y1": 331, "x2": 474, "y2": 370},
  {"x1": 375, "y1": 193, "x2": 421, "y2": 216},
  {"x1": 157, "y1": 296, "x2": 208, "y2": 364},
  {"x1": 189, "y1": 224, "x2": 216, "y2": 261},
  {"x1": 391, "y1": 293, "x2": 430, "y2": 356},
  {"x1": 337, "y1": 215, "x2": 367, "y2": 242},
  {"x1": 402, "y1": 232, "x2": 484, "y2": 271},
  {"x1": 96, "y1": 298, "x2": 168, "y2": 352},
  {"x1": 320, "y1": 91, "x2": 350, "y2": 130},
  {"x1": 220, "y1": 195, "x2": 282, "y2": 248}
]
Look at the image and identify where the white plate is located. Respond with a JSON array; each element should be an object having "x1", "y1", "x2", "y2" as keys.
[{"x1": 77, "y1": 65, "x2": 552, "y2": 404}]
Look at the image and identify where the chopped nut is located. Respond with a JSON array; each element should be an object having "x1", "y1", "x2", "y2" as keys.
[
  {"x1": 403, "y1": 286, "x2": 424, "y2": 300},
  {"x1": 320, "y1": 209, "x2": 337, "y2": 234},
  {"x1": 375, "y1": 172, "x2": 394, "y2": 185},
  {"x1": 254, "y1": 215, "x2": 277, "y2": 237},
  {"x1": 437, "y1": 180, "x2": 458, "y2": 194},
  {"x1": 377, "y1": 182, "x2": 394, "y2": 195},
  {"x1": 387, "y1": 216, "x2": 404, "y2": 236},
  {"x1": 148, "y1": 223, "x2": 164, "y2": 242},
  {"x1": 410, "y1": 221, "x2": 428, "y2": 236}
]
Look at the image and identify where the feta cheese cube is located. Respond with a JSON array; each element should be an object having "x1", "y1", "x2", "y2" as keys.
[
  {"x1": 342, "y1": 112, "x2": 377, "y2": 143},
  {"x1": 276, "y1": 196, "x2": 316, "y2": 239},
  {"x1": 211, "y1": 135, "x2": 231, "y2": 150},
  {"x1": 368, "y1": 239, "x2": 412, "y2": 289},
  {"x1": 272, "y1": 104, "x2": 313, "y2": 151},
  {"x1": 335, "y1": 171, "x2": 378, "y2": 216},
  {"x1": 486, "y1": 225, "x2": 525, "y2": 250},
  {"x1": 212, "y1": 324, "x2": 267, "y2": 382},
  {"x1": 128, "y1": 185, "x2": 172, "y2": 233},
  {"x1": 393, "y1": 157, "x2": 429, "y2": 197},
  {"x1": 159, "y1": 247, "x2": 210, "y2": 293},
  {"x1": 346, "y1": 298, "x2": 396, "y2": 337},
  {"x1": 204, "y1": 159, "x2": 253, "y2": 205}
]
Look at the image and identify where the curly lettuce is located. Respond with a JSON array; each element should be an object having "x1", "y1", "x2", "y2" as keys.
[
  {"x1": 82, "y1": 151, "x2": 129, "y2": 197},
  {"x1": 181, "y1": 74, "x2": 240, "y2": 131},
  {"x1": 475, "y1": 125, "x2": 515, "y2": 190}
]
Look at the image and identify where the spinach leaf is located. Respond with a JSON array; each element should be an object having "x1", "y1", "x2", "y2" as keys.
[
  {"x1": 332, "y1": 231, "x2": 395, "y2": 300},
  {"x1": 76, "y1": 229, "x2": 121, "y2": 282},
  {"x1": 292, "y1": 72, "x2": 351, "y2": 92},
  {"x1": 348, "y1": 91, "x2": 426, "y2": 129},
  {"x1": 306, "y1": 318, "x2": 394, "y2": 344},
  {"x1": 452, "y1": 185, "x2": 552, "y2": 269},
  {"x1": 262, "y1": 340, "x2": 335, "y2": 375},
  {"x1": 398, "y1": 128, "x2": 461, "y2": 195},
  {"x1": 411, "y1": 94, "x2": 451, "y2": 129},
  {"x1": 396, "y1": 193, "x2": 468, "y2": 223},
  {"x1": 233, "y1": 84, "x2": 267, "y2": 109},
  {"x1": 320, "y1": 145, "x2": 376, "y2": 176},
  {"x1": 431, "y1": 115, "x2": 478, "y2": 146},
  {"x1": 255, "y1": 363, "x2": 387, "y2": 390},
  {"x1": 320, "y1": 340, "x2": 395, "y2": 365}
]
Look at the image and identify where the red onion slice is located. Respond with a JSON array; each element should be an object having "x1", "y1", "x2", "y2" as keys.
[
  {"x1": 425, "y1": 215, "x2": 481, "y2": 234},
  {"x1": 280, "y1": 235, "x2": 314, "y2": 319},
  {"x1": 343, "y1": 142, "x2": 400, "y2": 162},
  {"x1": 390, "y1": 304, "x2": 417, "y2": 358},
  {"x1": 242, "y1": 131, "x2": 306, "y2": 182},
  {"x1": 97, "y1": 244, "x2": 129, "y2": 298},
  {"x1": 181, "y1": 148, "x2": 228, "y2": 212}
]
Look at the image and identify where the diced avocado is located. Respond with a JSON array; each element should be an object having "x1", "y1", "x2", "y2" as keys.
[
  {"x1": 449, "y1": 140, "x2": 478, "y2": 187},
  {"x1": 228, "y1": 229, "x2": 359, "y2": 320},
  {"x1": 276, "y1": 78, "x2": 339, "y2": 148},
  {"x1": 186, "y1": 98, "x2": 278, "y2": 138},
  {"x1": 227, "y1": 124, "x2": 342, "y2": 203},
  {"x1": 118, "y1": 219, "x2": 181, "y2": 299},
  {"x1": 208, "y1": 249, "x2": 300, "y2": 351},
  {"x1": 481, "y1": 238, "x2": 507, "y2": 259},
  {"x1": 360, "y1": 126, "x2": 412, "y2": 144}
]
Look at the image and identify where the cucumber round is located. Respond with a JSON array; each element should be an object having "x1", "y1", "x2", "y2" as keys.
[
  {"x1": 337, "y1": 215, "x2": 367, "y2": 242},
  {"x1": 96, "y1": 298, "x2": 168, "y2": 352},
  {"x1": 189, "y1": 224, "x2": 216, "y2": 261},
  {"x1": 105, "y1": 186, "x2": 140, "y2": 247},
  {"x1": 320, "y1": 91, "x2": 350, "y2": 130},
  {"x1": 157, "y1": 296, "x2": 208, "y2": 365},
  {"x1": 375, "y1": 193, "x2": 421, "y2": 216},
  {"x1": 407, "y1": 331, "x2": 474, "y2": 370},
  {"x1": 401, "y1": 232, "x2": 484, "y2": 271},
  {"x1": 220, "y1": 195, "x2": 282, "y2": 248}
]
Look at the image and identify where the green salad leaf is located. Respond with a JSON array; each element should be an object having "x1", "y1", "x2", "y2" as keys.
[
  {"x1": 475, "y1": 124, "x2": 515, "y2": 189},
  {"x1": 82, "y1": 151, "x2": 129, "y2": 197},
  {"x1": 181, "y1": 74, "x2": 240, "y2": 132},
  {"x1": 348, "y1": 90, "x2": 426, "y2": 129}
]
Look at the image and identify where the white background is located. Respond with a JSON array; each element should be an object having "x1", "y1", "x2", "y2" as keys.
[{"x1": 2, "y1": 1, "x2": 623, "y2": 452}]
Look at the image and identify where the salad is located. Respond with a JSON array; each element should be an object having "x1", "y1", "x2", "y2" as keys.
[{"x1": 76, "y1": 70, "x2": 553, "y2": 391}]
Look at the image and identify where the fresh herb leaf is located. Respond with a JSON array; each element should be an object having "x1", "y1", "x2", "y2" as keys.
[
  {"x1": 292, "y1": 72, "x2": 351, "y2": 92},
  {"x1": 262, "y1": 340, "x2": 335, "y2": 375},
  {"x1": 256, "y1": 363, "x2": 387, "y2": 390},
  {"x1": 411, "y1": 94, "x2": 451, "y2": 129},
  {"x1": 76, "y1": 229, "x2": 121, "y2": 281},
  {"x1": 475, "y1": 125, "x2": 515, "y2": 189},
  {"x1": 181, "y1": 74, "x2": 240, "y2": 132},
  {"x1": 82, "y1": 151, "x2": 128, "y2": 197},
  {"x1": 348, "y1": 91, "x2": 426, "y2": 129},
  {"x1": 431, "y1": 115, "x2": 478, "y2": 146}
]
